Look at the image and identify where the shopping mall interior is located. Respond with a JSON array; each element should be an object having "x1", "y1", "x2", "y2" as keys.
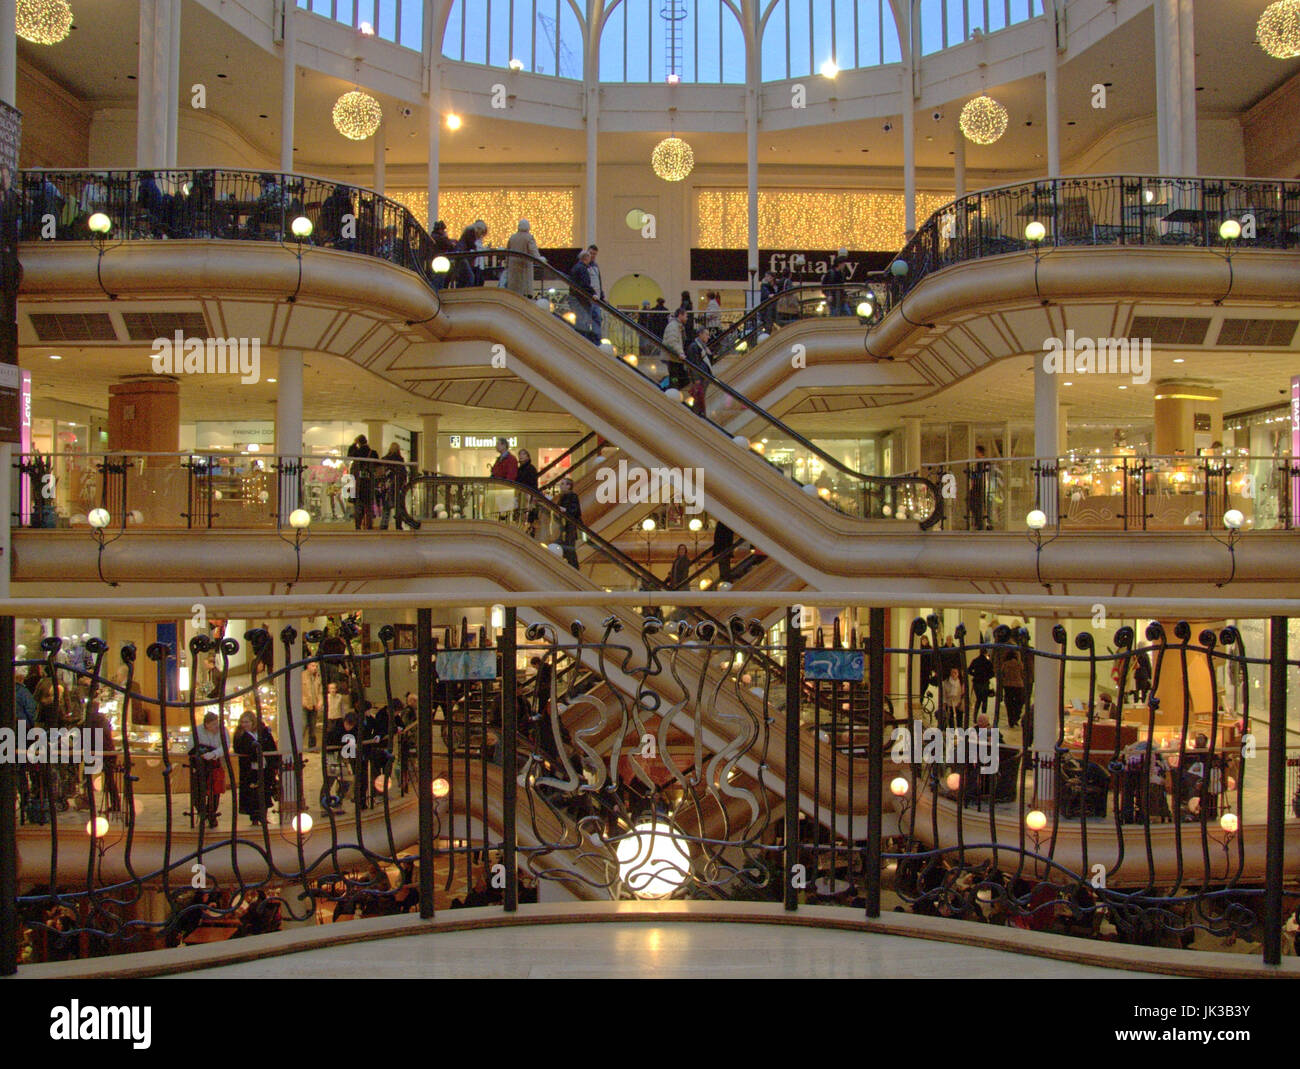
[{"x1": 2, "y1": 0, "x2": 1300, "y2": 980}]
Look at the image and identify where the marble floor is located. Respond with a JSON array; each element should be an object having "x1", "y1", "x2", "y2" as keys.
[{"x1": 174, "y1": 920, "x2": 1146, "y2": 979}]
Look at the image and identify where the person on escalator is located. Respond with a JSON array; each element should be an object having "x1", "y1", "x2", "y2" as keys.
[
  {"x1": 760, "y1": 272, "x2": 778, "y2": 332},
  {"x1": 711, "y1": 522, "x2": 734, "y2": 584},
  {"x1": 568, "y1": 250, "x2": 599, "y2": 343},
  {"x1": 585, "y1": 245, "x2": 606, "y2": 340},
  {"x1": 431, "y1": 220, "x2": 458, "y2": 289},
  {"x1": 556, "y1": 476, "x2": 582, "y2": 569},
  {"x1": 505, "y1": 219, "x2": 542, "y2": 297},
  {"x1": 668, "y1": 544, "x2": 691, "y2": 590},
  {"x1": 455, "y1": 219, "x2": 486, "y2": 287},
  {"x1": 686, "y1": 326, "x2": 714, "y2": 418},
  {"x1": 490, "y1": 437, "x2": 518, "y2": 482},
  {"x1": 516, "y1": 448, "x2": 540, "y2": 536},
  {"x1": 662, "y1": 307, "x2": 690, "y2": 389}
]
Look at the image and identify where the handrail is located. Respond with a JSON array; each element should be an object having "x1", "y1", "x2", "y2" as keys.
[{"x1": 535, "y1": 431, "x2": 597, "y2": 485}]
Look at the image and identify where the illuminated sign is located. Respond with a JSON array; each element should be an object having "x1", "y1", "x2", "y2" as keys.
[{"x1": 450, "y1": 435, "x2": 518, "y2": 449}]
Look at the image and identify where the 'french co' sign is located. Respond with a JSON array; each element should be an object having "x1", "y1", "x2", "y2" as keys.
[{"x1": 802, "y1": 649, "x2": 864, "y2": 682}]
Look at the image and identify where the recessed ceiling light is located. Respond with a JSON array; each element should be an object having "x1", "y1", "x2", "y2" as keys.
[
  {"x1": 1063, "y1": 381, "x2": 1073, "y2": 386},
  {"x1": 1118, "y1": 384, "x2": 1127, "y2": 390},
  {"x1": 267, "y1": 378, "x2": 277, "y2": 383},
  {"x1": 1173, "y1": 357, "x2": 1185, "y2": 363},
  {"x1": 49, "y1": 354, "x2": 61, "y2": 360}
]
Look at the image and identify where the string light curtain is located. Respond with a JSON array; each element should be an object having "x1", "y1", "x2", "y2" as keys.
[
  {"x1": 389, "y1": 189, "x2": 576, "y2": 248},
  {"x1": 696, "y1": 190, "x2": 952, "y2": 250}
]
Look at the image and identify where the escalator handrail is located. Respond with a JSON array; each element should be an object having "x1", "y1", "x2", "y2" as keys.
[
  {"x1": 708, "y1": 282, "x2": 878, "y2": 358},
  {"x1": 538, "y1": 440, "x2": 615, "y2": 493},
  {"x1": 535, "y1": 431, "x2": 597, "y2": 484},
  {"x1": 435, "y1": 248, "x2": 943, "y2": 528}
]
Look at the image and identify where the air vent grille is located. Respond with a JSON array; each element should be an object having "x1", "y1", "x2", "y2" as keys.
[
  {"x1": 121, "y1": 312, "x2": 208, "y2": 341},
  {"x1": 1215, "y1": 319, "x2": 1298, "y2": 347},
  {"x1": 1128, "y1": 316, "x2": 1212, "y2": 346},
  {"x1": 28, "y1": 312, "x2": 116, "y2": 342}
]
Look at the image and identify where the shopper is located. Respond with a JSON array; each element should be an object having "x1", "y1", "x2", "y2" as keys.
[
  {"x1": 233, "y1": 711, "x2": 279, "y2": 825},
  {"x1": 347, "y1": 434, "x2": 378, "y2": 530},
  {"x1": 192, "y1": 711, "x2": 229, "y2": 827},
  {"x1": 1000, "y1": 650, "x2": 1026, "y2": 730},
  {"x1": 301, "y1": 661, "x2": 323, "y2": 748},
  {"x1": 504, "y1": 219, "x2": 541, "y2": 296},
  {"x1": 967, "y1": 648, "x2": 995, "y2": 721},
  {"x1": 556, "y1": 476, "x2": 582, "y2": 569},
  {"x1": 378, "y1": 441, "x2": 411, "y2": 530},
  {"x1": 516, "y1": 448, "x2": 540, "y2": 536},
  {"x1": 662, "y1": 306, "x2": 689, "y2": 389},
  {"x1": 490, "y1": 437, "x2": 518, "y2": 482}
]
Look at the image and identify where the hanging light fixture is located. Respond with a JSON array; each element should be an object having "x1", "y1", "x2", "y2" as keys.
[
  {"x1": 959, "y1": 95, "x2": 1009, "y2": 145},
  {"x1": 651, "y1": 136, "x2": 694, "y2": 182},
  {"x1": 1258, "y1": 0, "x2": 1300, "y2": 58},
  {"x1": 332, "y1": 89, "x2": 383, "y2": 141},
  {"x1": 17, "y1": 0, "x2": 74, "y2": 45}
]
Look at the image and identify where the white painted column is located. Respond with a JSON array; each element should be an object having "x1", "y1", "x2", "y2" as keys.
[
  {"x1": 1031, "y1": 617, "x2": 1062, "y2": 804},
  {"x1": 1043, "y1": 11, "x2": 1060, "y2": 178},
  {"x1": 421, "y1": 413, "x2": 440, "y2": 471},
  {"x1": 0, "y1": 0, "x2": 13, "y2": 599},
  {"x1": 902, "y1": 416, "x2": 923, "y2": 475},
  {"x1": 1178, "y1": 0, "x2": 1197, "y2": 176},
  {"x1": 745, "y1": 81, "x2": 759, "y2": 306},
  {"x1": 953, "y1": 114, "x2": 966, "y2": 200},
  {"x1": 0, "y1": 0, "x2": 14, "y2": 104},
  {"x1": 902, "y1": 87, "x2": 916, "y2": 236},
  {"x1": 165, "y1": 0, "x2": 180, "y2": 167},
  {"x1": 427, "y1": 65, "x2": 441, "y2": 226},
  {"x1": 1154, "y1": 0, "x2": 1181, "y2": 175},
  {"x1": 137, "y1": 0, "x2": 158, "y2": 167},
  {"x1": 584, "y1": 83, "x2": 598, "y2": 244},
  {"x1": 1034, "y1": 356, "x2": 1060, "y2": 523},
  {"x1": 275, "y1": 349, "x2": 304, "y2": 514},
  {"x1": 150, "y1": 0, "x2": 170, "y2": 171},
  {"x1": 372, "y1": 120, "x2": 386, "y2": 195},
  {"x1": 280, "y1": 5, "x2": 297, "y2": 173}
]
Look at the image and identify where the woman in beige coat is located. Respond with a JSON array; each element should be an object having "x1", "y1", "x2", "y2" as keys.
[{"x1": 505, "y1": 219, "x2": 542, "y2": 296}]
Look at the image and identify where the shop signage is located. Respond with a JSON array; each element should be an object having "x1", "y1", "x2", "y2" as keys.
[
  {"x1": 802, "y1": 648, "x2": 865, "y2": 682},
  {"x1": 450, "y1": 435, "x2": 517, "y2": 449},
  {"x1": 689, "y1": 248, "x2": 893, "y2": 284}
]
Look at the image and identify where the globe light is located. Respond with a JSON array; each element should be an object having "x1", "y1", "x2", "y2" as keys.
[
  {"x1": 1219, "y1": 812, "x2": 1239, "y2": 834},
  {"x1": 1219, "y1": 219, "x2": 1241, "y2": 242},
  {"x1": 291, "y1": 215, "x2": 313, "y2": 239},
  {"x1": 1257, "y1": 0, "x2": 1300, "y2": 59},
  {"x1": 373, "y1": 774, "x2": 390, "y2": 794},
  {"x1": 17, "y1": 0, "x2": 73, "y2": 45},
  {"x1": 1143, "y1": 188, "x2": 1156, "y2": 205},
  {"x1": 431, "y1": 777, "x2": 450, "y2": 798},
  {"x1": 959, "y1": 95, "x2": 1009, "y2": 145},
  {"x1": 698, "y1": 577, "x2": 712, "y2": 590},
  {"x1": 534, "y1": 296, "x2": 551, "y2": 310},
  {"x1": 890, "y1": 776, "x2": 910, "y2": 796},
  {"x1": 1223, "y1": 508, "x2": 1245, "y2": 530},
  {"x1": 332, "y1": 89, "x2": 383, "y2": 141},
  {"x1": 88, "y1": 212, "x2": 112, "y2": 235},
  {"x1": 890, "y1": 259, "x2": 909, "y2": 277},
  {"x1": 445, "y1": 113, "x2": 463, "y2": 131},
  {"x1": 291, "y1": 812, "x2": 314, "y2": 835},
  {"x1": 1024, "y1": 221, "x2": 1047, "y2": 242},
  {"x1": 756, "y1": 332, "x2": 770, "y2": 342},
  {"x1": 651, "y1": 137, "x2": 695, "y2": 182},
  {"x1": 625, "y1": 208, "x2": 646, "y2": 230},
  {"x1": 802, "y1": 483, "x2": 819, "y2": 496},
  {"x1": 508, "y1": 57, "x2": 525, "y2": 71},
  {"x1": 688, "y1": 518, "x2": 703, "y2": 532},
  {"x1": 431, "y1": 255, "x2": 451, "y2": 273},
  {"x1": 946, "y1": 772, "x2": 961, "y2": 791},
  {"x1": 86, "y1": 815, "x2": 109, "y2": 838},
  {"x1": 616, "y1": 820, "x2": 691, "y2": 897},
  {"x1": 600, "y1": 339, "x2": 615, "y2": 353},
  {"x1": 1026, "y1": 509, "x2": 1048, "y2": 531},
  {"x1": 664, "y1": 388, "x2": 682, "y2": 402},
  {"x1": 641, "y1": 518, "x2": 656, "y2": 532},
  {"x1": 856, "y1": 299, "x2": 874, "y2": 317},
  {"x1": 717, "y1": 581, "x2": 732, "y2": 591},
  {"x1": 547, "y1": 543, "x2": 563, "y2": 555},
  {"x1": 819, "y1": 58, "x2": 839, "y2": 79},
  {"x1": 289, "y1": 508, "x2": 312, "y2": 529},
  {"x1": 1025, "y1": 809, "x2": 1048, "y2": 831},
  {"x1": 732, "y1": 435, "x2": 750, "y2": 448},
  {"x1": 88, "y1": 508, "x2": 111, "y2": 529}
]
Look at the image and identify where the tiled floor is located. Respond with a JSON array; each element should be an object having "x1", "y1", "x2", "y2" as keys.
[{"x1": 175, "y1": 919, "x2": 1145, "y2": 979}]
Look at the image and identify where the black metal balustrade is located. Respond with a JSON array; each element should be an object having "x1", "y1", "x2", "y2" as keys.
[{"x1": 3, "y1": 603, "x2": 1297, "y2": 971}]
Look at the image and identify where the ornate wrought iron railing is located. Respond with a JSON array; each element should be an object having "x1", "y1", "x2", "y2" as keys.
[{"x1": 3, "y1": 596, "x2": 1298, "y2": 972}]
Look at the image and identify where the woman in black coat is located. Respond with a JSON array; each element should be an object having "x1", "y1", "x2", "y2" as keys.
[
  {"x1": 233, "y1": 711, "x2": 279, "y2": 824},
  {"x1": 556, "y1": 476, "x2": 582, "y2": 569},
  {"x1": 516, "y1": 448, "x2": 540, "y2": 536}
]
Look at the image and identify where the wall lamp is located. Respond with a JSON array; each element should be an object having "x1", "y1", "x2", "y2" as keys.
[
  {"x1": 1025, "y1": 220, "x2": 1053, "y2": 304},
  {"x1": 1213, "y1": 508, "x2": 1244, "y2": 587},
  {"x1": 1214, "y1": 219, "x2": 1240, "y2": 306},
  {"x1": 279, "y1": 508, "x2": 312, "y2": 590},
  {"x1": 285, "y1": 215, "x2": 313, "y2": 303},
  {"x1": 88, "y1": 212, "x2": 119, "y2": 300},
  {"x1": 1025, "y1": 508, "x2": 1060, "y2": 591},
  {"x1": 88, "y1": 506, "x2": 124, "y2": 586}
]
